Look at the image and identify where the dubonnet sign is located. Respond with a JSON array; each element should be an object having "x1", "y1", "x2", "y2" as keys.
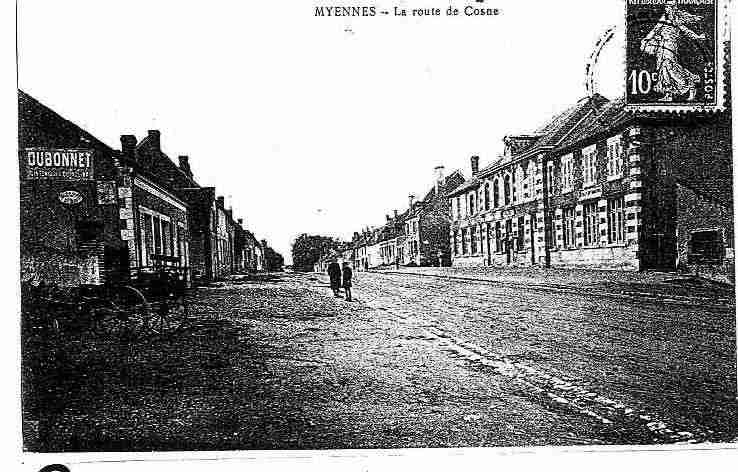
[{"x1": 23, "y1": 148, "x2": 94, "y2": 180}]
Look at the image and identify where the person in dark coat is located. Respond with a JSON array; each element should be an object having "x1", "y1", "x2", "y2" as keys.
[
  {"x1": 327, "y1": 260, "x2": 342, "y2": 297},
  {"x1": 342, "y1": 262, "x2": 353, "y2": 302}
]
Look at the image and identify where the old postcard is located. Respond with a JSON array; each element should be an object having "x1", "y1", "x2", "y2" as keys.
[{"x1": 11, "y1": 0, "x2": 738, "y2": 471}]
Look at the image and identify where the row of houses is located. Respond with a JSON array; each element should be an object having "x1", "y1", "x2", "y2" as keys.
[
  {"x1": 329, "y1": 166, "x2": 466, "y2": 271},
  {"x1": 19, "y1": 90, "x2": 267, "y2": 288},
  {"x1": 335, "y1": 93, "x2": 733, "y2": 283}
]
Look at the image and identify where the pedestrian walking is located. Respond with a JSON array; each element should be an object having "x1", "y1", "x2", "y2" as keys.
[
  {"x1": 327, "y1": 259, "x2": 342, "y2": 297},
  {"x1": 342, "y1": 261, "x2": 353, "y2": 301}
]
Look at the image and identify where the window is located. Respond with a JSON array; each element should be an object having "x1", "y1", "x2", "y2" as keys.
[
  {"x1": 607, "y1": 135, "x2": 624, "y2": 179},
  {"x1": 562, "y1": 207, "x2": 576, "y2": 248},
  {"x1": 688, "y1": 230, "x2": 724, "y2": 264},
  {"x1": 526, "y1": 161, "x2": 536, "y2": 200},
  {"x1": 142, "y1": 213, "x2": 154, "y2": 263},
  {"x1": 484, "y1": 183, "x2": 490, "y2": 211},
  {"x1": 471, "y1": 226, "x2": 478, "y2": 254},
  {"x1": 153, "y1": 217, "x2": 162, "y2": 255},
  {"x1": 515, "y1": 166, "x2": 524, "y2": 203},
  {"x1": 561, "y1": 154, "x2": 573, "y2": 191},
  {"x1": 582, "y1": 202, "x2": 598, "y2": 247},
  {"x1": 546, "y1": 161, "x2": 555, "y2": 194},
  {"x1": 469, "y1": 192, "x2": 475, "y2": 215},
  {"x1": 517, "y1": 216, "x2": 525, "y2": 250},
  {"x1": 493, "y1": 179, "x2": 500, "y2": 208},
  {"x1": 453, "y1": 230, "x2": 459, "y2": 256},
  {"x1": 461, "y1": 228, "x2": 468, "y2": 255},
  {"x1": 504, "y1": 175, "x2": 511, "y2": 206},
  {"x1": 495, "y1": 222, "x2": 502, "y2": 252},
  {"x1": 607, "y1": 197, "x2": 625, "y2": 244},
  {"x1": 582, "y1": 145, "x2": 597, "y2": 186},
  {"x1": 456, "y1": 197, "x2": 462, "y2": 219}
]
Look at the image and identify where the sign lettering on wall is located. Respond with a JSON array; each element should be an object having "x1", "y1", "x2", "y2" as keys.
[
  {"x1": 23, "y1": 148, "x2": 94, "y2": 180},
  {"x1": 96, "y1": 181, "x2": 117, "y2": 205}
]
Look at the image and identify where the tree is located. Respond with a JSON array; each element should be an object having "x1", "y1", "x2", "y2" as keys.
[
  {"x1": 291, "y1": 234, "x2": 342, "y2": 272},
  {"x1": 261, "y1": 239, "x2": 284, "y2": 272}
]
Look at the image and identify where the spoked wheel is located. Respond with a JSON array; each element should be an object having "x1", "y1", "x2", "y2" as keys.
[
  {"x1": 109, "y1": 286, "x2": 152, "y2": 336},
  {"x1": 151, "y1": 296, "x2": 188, "y2": 335}
]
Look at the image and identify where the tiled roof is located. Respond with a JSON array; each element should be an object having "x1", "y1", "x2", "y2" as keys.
[
  {"x1": 447, "y1": 95, "x2": 613, "y2": 198},
  {"x1": 554, "y1": 98, "x2": 631, "y2": 152}
]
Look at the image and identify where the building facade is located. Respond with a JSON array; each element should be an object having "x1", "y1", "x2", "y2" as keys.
[
  {"x1": 449, "y1": 94, "x2": 734, "y2": 282},
  {"x1": 19, "y1": 90, "x2": 271, "y2": 288},
  {"x1": 19, "y1": 91, "x2": 127, "y2": 287}
]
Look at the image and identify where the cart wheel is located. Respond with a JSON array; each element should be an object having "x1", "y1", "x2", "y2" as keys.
[{"x1": 110, "y1": 286, "x2": 151, "y2": 335}]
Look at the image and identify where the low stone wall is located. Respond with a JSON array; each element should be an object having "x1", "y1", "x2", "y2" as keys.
[
  {"x1": 452, "y1": 255, "x2": 485, "y2": 267},
  {"x1": 21, "y1": 250, "x2": 100, "y2": 287},
  {"x1": 549, "y1": 245, "x2": 639, "y2": 271}
]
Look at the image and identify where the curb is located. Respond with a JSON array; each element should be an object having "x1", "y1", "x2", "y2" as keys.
[{"x1": 368, "y1": 270, "x2": 736, "y2": 310}]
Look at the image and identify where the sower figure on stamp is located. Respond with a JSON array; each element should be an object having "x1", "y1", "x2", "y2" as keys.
[
  {"x1": 327, "y1": 259, "x2": 342, "y2": 297},
  {"x1": 342, "y1": 261, "x2": 353, "y2": 302},
  {"x1": 640, "y1": 0, "x2": 707, "y2": 102}
]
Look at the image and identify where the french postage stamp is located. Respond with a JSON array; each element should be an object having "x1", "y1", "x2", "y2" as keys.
[{"x1": 625, "y1": 0, "x2": 729, "y2": 112}]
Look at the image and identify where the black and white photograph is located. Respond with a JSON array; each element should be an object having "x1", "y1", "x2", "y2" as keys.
[{"x1": 7, "y1": 0, "x2": 738, "y2": 470}]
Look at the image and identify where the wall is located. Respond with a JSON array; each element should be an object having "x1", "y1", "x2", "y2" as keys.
[
  {"x1": 675, "y1": 183, "x2": 735, "y2": 283},
  {"x1": 19, "y1": 91, "x2": 126, "y2": 286}
]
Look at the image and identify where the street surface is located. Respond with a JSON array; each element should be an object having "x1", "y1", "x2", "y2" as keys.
[{"x1": 26, "y1": 271, "x2": 737, "y2": 451}]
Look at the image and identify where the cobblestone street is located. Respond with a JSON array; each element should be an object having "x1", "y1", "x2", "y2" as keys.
[{"x1": 27, "y1": 271, "x2": 737, "y2": 451}]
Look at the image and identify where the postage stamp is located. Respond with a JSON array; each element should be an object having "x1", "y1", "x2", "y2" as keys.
[{"x1": 625, "y1": 0, "x2": 729, "y2": 112}]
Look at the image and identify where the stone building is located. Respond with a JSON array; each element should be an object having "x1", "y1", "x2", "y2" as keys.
[
  {"x1": 213, "y1": 196, "x2": 236, "y2": 279},
  {"x1": 19, "y1": 91, "x2": 128, "y2": 286},
  {"x1": 449, "y1": 94, "x2": 733, "y2": 282},
  {"x1": 402, "y1": 167, "x2": 465, "y2": 267},
  {"x1": 119, "y1": 133, "x2": 191, "y2": 280}
]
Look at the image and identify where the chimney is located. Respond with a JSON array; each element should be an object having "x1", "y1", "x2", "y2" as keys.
[
  {"x1": 178, "y1": 155, "x2": 193, "y2": 177},
  {"x1": 394, "y1": 209, "x2": 398, "y2": 219},
  {"x1": 237, "y1": 218, "x2": 243, "y2": 225},
  {"x1": 386, "y1": 214, "x2": 391, "y2": 222},
  {"x1": 217, "y1": 196, "x2": 225, "y2": 207},
  {"x1": 408, "y1": 194, "x2": 416, "y2": 209},
  {"x1": 120, "y1": 135, "x2": 137, "y2": 160},
  {"x1": 471, "y1": 155, "x2": 480, "y2": 175},
  {"x1": 147, "y1": 130, "x2": 161, "y2": 151}
]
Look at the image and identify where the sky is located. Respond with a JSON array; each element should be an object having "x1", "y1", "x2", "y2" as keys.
[{"x1": 17, "y1": 0, "x2": 626, "y2": 264}]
